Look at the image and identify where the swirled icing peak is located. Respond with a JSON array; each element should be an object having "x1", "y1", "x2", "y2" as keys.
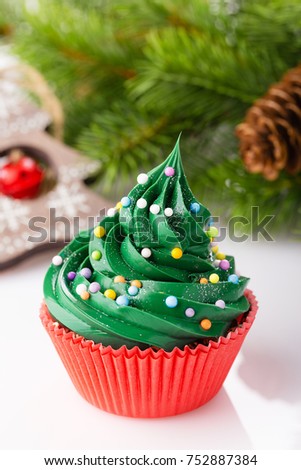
[{"x1": 44, "y1": 138, "x2": 250, "y2": 351}]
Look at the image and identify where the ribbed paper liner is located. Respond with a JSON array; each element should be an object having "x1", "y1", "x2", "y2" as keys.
[{"x1": 40, "y1": 290, "x2": 257, "y2": 418}]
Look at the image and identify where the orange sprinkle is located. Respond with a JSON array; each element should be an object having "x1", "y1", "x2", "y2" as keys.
[
  {"x1": 131, "y1": 280, "x2": 142, "y2": 288},
  {"x1": 199, "y1": 278, "x2": 208, "y2": 284},
  {"x1": 81, "y1": 291, "x2": 90, "y2": 300},
  {"x1": 114, "y1": 275, "x2": 126, "y2": 283},
  {"x1": 200, "y1": 319, "x2": 212, "y2": 330}
]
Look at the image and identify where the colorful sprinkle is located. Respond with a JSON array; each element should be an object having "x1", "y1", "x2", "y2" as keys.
[
  {"x1": 107, "y1": 207, "x2": 117, "y2": 217},
  {"x1": 141, "y1": 247, "x2": 152, "y2": 258},
  {"x1": 171, "y1": 247, "x2": 183, "y2": 259},
  {"x1": 52, "y1": 255, "x2": 63, "y2": 266},
  {"x1": 199, "y1": 278, "x2": 208, "y2": 284},
  {"x1": 80, "y1": 267, "x2": 92, "y2": 279},
  {"x1": 215, "y1": 299, "x2": 225, "y2": 309},
  {"x1": 92, "y1": 250, "x2": 102, "y2": 260},
  {"x1": 164, "y1": 207, "x2": 173, "y2": 217},
  {"x1": 228, "y1": 274, "x2": 239, "y2": 284},
  {"x1": 150, "y1": 204, "x2": 160, "y2": 214},
  {"x1": 211, "y1": 245, "x2": 219, "y2": 254},
  {"x1": 164, "y1": 166, "x2": 175, "y2": 177},
  {"x1": 216, "y1": 252, "x2": 226, "y2": 260},
  {"x1": 200, "y1": 318, "x2": 212, "y2": 330},
  {"x1": 94, "y1": 226, "x2": 106, "y2": 238},
  {"x1": 116, "y1": 295, "x2": 130, "y2": 306},
  {"x1": 67, "y1": 271, "x2": 76, "y2": 281},
  {"x1": 137, "y1": 198, "x2": 147, "y2": 209},
  {"x1": 116, "y1": 201, "x2": 123, "y2": 210},
  {"x1": 137, "y1": 173, "x2": 149, "y2": 184},
  {"x1": 219, "y1": 259, "x2": 230, "y2": 270},
  {"x1": 128, "y1": 285, "x2": 139, "y2": 296},
  {"x1": 131, "y1": 280, "x2": 142, "y2": 288},
  {"x1": 190, "y1": 202, "x2": 201, "y2": 214},
  {"x1": 89, "y1": 282, "x2": 101, "y2": 293},
  {"x1": 76, "y1": 283, "x2": 87, "y2": 295},
  {"x1": 213, "y1": 260, "x2": 221, "y2": 267},
  {"x1": 207, "y1": 226, "x2": 219, "y2": 238},
  {"x1": 104, "y1": 289, "x2": 117, "y2": 300},
  {"x1": 165, "y1": 295, "x2": 178, "y2": 308},
  {"x1": 185, "y1": 308, "x2": 195, "y2": 318},
  {"x1": 121, "y1": 196, "x2": 131, "y2": 208},
  {"x1": 81, "y1": 291, "x2": 90, "y2": 300},
  {"x1": 114, "y1": 275, "x2": 126, "y2": 283},
  {"x1": 209, "y1": 273, "x2": 219, "y2": 283}
]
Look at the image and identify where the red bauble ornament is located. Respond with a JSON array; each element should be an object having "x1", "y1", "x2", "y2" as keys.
[{"x1": 0, "y1": 152, "x2": 44, "y2": 199}]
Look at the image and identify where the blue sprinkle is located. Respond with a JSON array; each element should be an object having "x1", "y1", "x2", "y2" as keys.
[
  {"x1": 190, "y1": 202, "x2": 201, "y2": 214},
  {"x1": 128, "y1": 285, "x2": 139, "y2": 296},
  {"x1": 165, "y1": 295, "x2": 178, "y2": 308},
  {"x1": 121, "y1": 196, "x2": 131, "y2": 208},
  {"x1": 116, "y1": 295, "x2": 130, "y2": 306},
  {"x1": 228, "y1": 274, "x2": 239, "y2": 284}
]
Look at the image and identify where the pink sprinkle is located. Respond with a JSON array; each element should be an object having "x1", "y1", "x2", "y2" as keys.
[
  {"x1": 164, "y1": 167, "x2": 175, "y2": 177},
  {"x1": 219, "y1": 259, "x2": 230, "y2": 270}
]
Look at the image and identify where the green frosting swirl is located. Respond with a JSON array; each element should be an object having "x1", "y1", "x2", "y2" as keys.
[{"x1": 44, "y1": 138, "x2": 249, "y2": 350}]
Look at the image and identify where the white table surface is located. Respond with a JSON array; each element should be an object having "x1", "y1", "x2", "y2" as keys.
[{"x1": 0, "y1": 238, "x2": 300, "y2": 450}]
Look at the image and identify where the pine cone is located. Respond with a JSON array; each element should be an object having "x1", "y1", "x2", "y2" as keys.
[{"x1": 236, "y1": 65, "x2": 301, "y2": 180}]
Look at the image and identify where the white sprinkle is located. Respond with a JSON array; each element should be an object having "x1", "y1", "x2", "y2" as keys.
[
  {"x1": 137, "y1": 173, "x2": 149, "y2": 184},
  {"x1": 76, "y1": 284, "x2": 87, "y2": 295},
  {"x1": 141, "y1": 247, "x2": 152, "y2": 258},
  {"x1": 52, "y1": 255, "x2": 63, "y2": 266},
  {"x1": 215, "y1": 299, "x2": 226, "y2": 309},
  {"x1": 214, "y1": 260, "x2": 221, "y2": 267},
  {"x1": 107, "y1": 207, "x2": 117, "y2": 217},
  {"x1": 150, "y1": 204, "x2": 160, "y2": 214},
  {"x1": 164, "y1": 207, "x2": 173, "y2": 217},
  {"x1": 137, "y1": 198, "x2": 147, "y2": 209}
]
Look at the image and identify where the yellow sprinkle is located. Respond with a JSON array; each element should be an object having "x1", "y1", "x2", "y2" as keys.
[
  {"x1": 211, "y1": 246, "x2": 219, "y2": 254},
  {"x1": 94, "y1": 226, "x2": 106, "y2": 238},
  {"x1": 92, "y1": 250, "x2": 102, "y2": 260},
  {"x1": 200, "y1": 318, "x2": 212, "y2": 330},
  {"x1": 216, "y1": 252, "x2": 226, "y2": 260},
  {"x1": 104, "y1": 289, "x2": 117, "y2": 300},
  {"x1": 116, "y1": 201, "x2": 122, "y2": 210},
  {"x1": 209, "y1": 273, "x2": 219, "y2": 284},
  {"x1": 171, "y1": 247, "x2": 183, "y2": 259}
]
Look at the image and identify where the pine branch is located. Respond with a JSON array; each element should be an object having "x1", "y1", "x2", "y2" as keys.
[
  {"x1": 128, "y1": 27, "x2": 284, "y2": 121},
  {"x1": 77, "y1": 101, "x2": 171, "y2": 196}
]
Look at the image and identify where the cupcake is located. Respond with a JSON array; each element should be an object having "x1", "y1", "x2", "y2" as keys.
[{"x1": 41, "y1": 137, "x2": 257, "y2": 418}]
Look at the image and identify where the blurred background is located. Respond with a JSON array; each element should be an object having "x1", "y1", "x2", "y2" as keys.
[{"x1": 1, "y1": 0, "x2": 301, "y2": 239}]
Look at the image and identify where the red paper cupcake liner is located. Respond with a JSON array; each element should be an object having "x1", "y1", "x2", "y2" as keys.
[{"x1": 40, "y1": 289, "x2": 258, "y2": 418}]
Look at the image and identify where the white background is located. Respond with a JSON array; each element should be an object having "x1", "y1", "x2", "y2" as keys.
[{"x1": 0, "y1": 237, "x2": 300, "y2": 450}]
